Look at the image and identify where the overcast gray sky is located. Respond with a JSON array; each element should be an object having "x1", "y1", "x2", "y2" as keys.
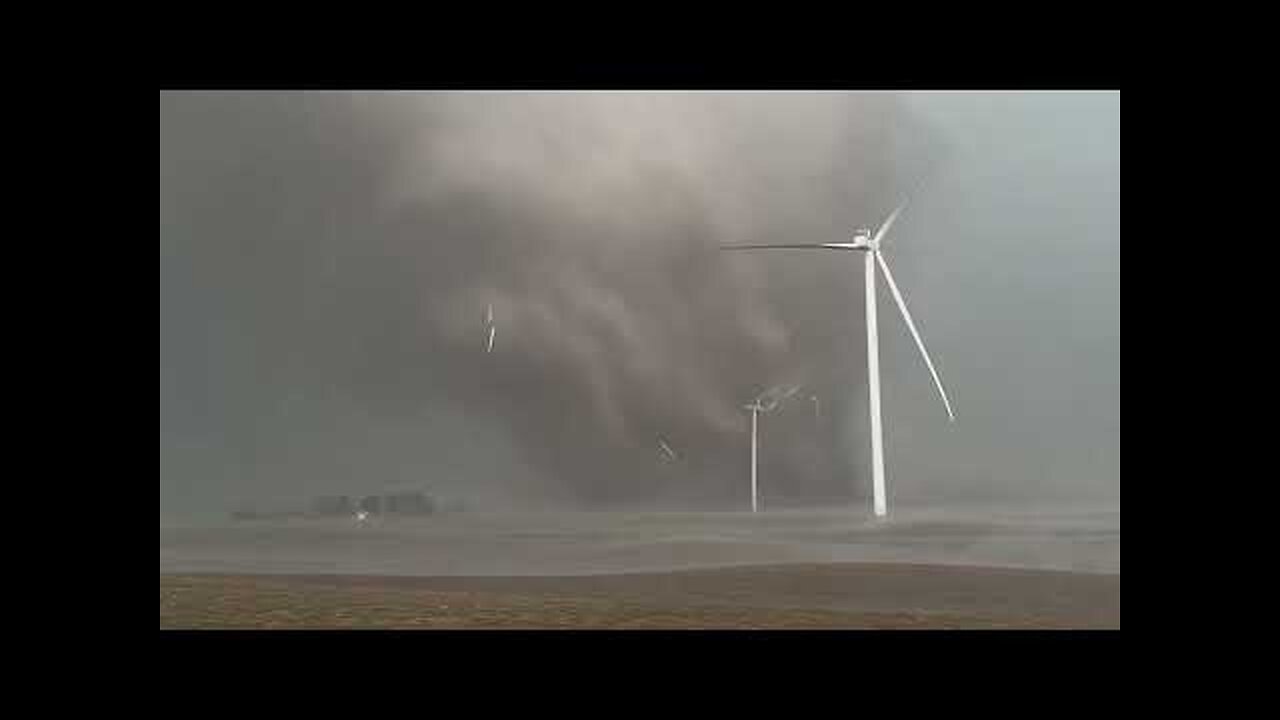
[{"x1": 160, "y1": 91, "x2": 1119, "y2": 514}]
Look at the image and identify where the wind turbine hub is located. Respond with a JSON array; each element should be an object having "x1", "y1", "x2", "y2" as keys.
[{"x1": 851, "y1": 228, "x2": 875, "y2": 250}]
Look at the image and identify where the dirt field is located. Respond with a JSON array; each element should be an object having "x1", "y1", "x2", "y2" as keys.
[{"x1": 160, "y1": 563, "x2": 1119, "y2": 629}]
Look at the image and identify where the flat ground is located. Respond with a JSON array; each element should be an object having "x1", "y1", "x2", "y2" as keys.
[{"x1": 159, "y1": 563, "x2": 1119, "y2": 629}]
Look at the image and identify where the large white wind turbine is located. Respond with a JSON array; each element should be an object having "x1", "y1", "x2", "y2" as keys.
[
  {"x1": 742, "y1": 384, "x2": 802, "y2": 513},
  {"x1": 722, "y1": 200, "x2": 955, "y2": 519}
]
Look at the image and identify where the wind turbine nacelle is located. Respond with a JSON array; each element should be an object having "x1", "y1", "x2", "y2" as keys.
[{"x1": 852, "y1": 228, "x2": 874, "y2": 248}]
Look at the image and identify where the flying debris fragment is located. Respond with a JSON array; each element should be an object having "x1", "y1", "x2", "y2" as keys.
[
  {"x1": 484, "y1": 302, "x2": 496, "y2": 353},
  {"x1": 658, "y1": 437, "x2": 678, "y2": 462}
]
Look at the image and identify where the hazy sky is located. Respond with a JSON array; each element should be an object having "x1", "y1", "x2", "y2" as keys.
[{"x1": 160, "y1": 91, "x2": 1119, "y2": 514}]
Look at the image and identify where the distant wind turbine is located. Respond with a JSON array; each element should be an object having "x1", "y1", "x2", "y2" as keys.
[
  {"x1": 742, "y1": 384, "x2": 802, "y2": 513},
  {"x1": 722, "y1": 199, "x2": 955, "y2": 519}
]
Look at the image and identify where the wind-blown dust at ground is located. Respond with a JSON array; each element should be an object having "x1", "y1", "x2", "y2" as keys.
[{"x1": 160, "y1": 91, "x2": 1119, "y2": 629}]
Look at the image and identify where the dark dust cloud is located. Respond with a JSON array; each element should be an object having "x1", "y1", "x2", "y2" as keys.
[{"x1": 160, "y1": 91, "x2": 1119, "y2": 515}]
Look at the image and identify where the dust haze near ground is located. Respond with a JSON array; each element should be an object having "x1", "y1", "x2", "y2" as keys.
[
  {"x1": 160, "y1": 91, "x2": 1119, "y2": 521},
  {"x1": 160, "y1": 504, "x2": 1119, "y2": 577}
]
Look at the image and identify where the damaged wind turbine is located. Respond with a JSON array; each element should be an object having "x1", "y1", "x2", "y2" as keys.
[{"x1": 742, "y1": 384, "x2": 802, "y2": 514}]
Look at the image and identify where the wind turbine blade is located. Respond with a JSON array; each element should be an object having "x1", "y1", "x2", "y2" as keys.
[
  {"x1": 875, "y1": 251, "x2": 955, "y2": 422},
  {"x1": 486, "y1": 325, "x2": 495, "y2": 354},
  {"x1": 720, "y1": 243, "x2": 856, "y2": 251},
  {"x1": 872, "y1": 200, "x2": 909, "y2": 247},
  {"x1": 486, "y1": 303, "x2": 493, "y2": 325}
]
